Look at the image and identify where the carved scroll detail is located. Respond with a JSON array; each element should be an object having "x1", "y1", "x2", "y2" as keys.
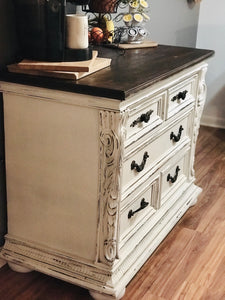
[
  {"x1": 97, "y1": 110, "x2": 124, "y2": 265},
  {"x1": 190, "y1": 65, "x2": 208, "y2": 177}
]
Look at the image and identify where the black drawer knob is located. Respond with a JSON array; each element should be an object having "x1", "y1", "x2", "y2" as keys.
[
  {"x1": 170, "y1": 125, "x2": 184, "y2": 142},
  {"x1": 130, "y1": 110, "x2": 153, "y2": 127},
  {"x1": 171, "y1": 90, "x2": 188, "y2": 102},
  {"x1": 167, "y1": 166, "x2": 180, "y2": 183},
  {"x1": 128, "y1": 198, "x2": 149, "y2": 219},
  {"x1": 131, "y1": 152, "x2": 149, "y2": 172}
]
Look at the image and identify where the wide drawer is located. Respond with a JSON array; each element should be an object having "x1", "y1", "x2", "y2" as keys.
[
  {"x1": 121, "y1": 111, "x2": 192, "y2": 193},
  {"x1": 166, "y1": 74, "x2": 198, "y2": 119},
  {"x1": 120, "y1": 176, "x2": 160, "y2": 242},
  {"x1": 124, "y1": 92, "x2": 165, "y2": 147}
]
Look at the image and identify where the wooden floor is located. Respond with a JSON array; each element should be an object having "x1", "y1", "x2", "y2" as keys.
[{"x1": 0, "y1": 126, "x2": 224, "y2": 300}]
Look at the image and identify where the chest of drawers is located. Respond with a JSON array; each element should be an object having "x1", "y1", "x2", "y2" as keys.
[{"x1": 0, "y1": 46, "x2": 213, "y2": 299}]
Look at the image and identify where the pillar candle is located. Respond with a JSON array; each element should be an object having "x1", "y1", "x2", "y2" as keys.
[{"x1": 66, "y1": 14, "x2": 89, "y2": 49}]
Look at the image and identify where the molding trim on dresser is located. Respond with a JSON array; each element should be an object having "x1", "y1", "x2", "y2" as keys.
[
  {"x1": 97, "y1": 110, "x2": 122, "y2": 265},
  {"x1": 0, "y1": 45, "x2": 214, "y2": 300},
  {"x1": 190, "y1": 65, "x2": 208, "y2": 178}
]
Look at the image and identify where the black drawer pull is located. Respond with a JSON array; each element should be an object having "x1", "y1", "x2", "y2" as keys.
[
  {"x1": 131, "y1": 152, "x2": 149, "y2": 172},
  {"x1": 170, "y1": 125, "x2": 184, "y2": 142},
  {"x1": 130, "y1": 110, "x2": 153, "y2": 127},
  {"x1": 171, "y1": 90, "x2": 188, "y2": 102},
  {"x1": 167, "y1": 166, "x2": 180, "y2": 183},
  {"x1": 128, "y1": 198, "x2": 149, "y2": 219}
]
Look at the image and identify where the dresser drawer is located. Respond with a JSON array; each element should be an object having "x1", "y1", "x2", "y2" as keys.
[
  {"x1": 119, "y1": 145, "x2": 192, "y2": 250},
  {"x1": 167, "y1": 75, "x2": 198, "y2": 119},
  {"x1": 160, "y1": 148, "x2": 190, "y2": 205},
  {"x1": 122, "y1": 112, "x2": 191, "y2": 193},
  {"x1": 124, "y1": 93, "x2": 165, "y2": 146},
  {"x1": 120, "y1": 177, "x2": 159, "y2": 242}
]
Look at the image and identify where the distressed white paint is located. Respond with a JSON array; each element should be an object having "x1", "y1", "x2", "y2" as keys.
[{"x1": 0, "y1": 62, "x2": 208, "y2": 299}]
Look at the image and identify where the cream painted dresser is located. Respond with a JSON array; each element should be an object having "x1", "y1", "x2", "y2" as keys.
[{"x1": 0, "y1": 46, "x2": 213, "y2": 299}]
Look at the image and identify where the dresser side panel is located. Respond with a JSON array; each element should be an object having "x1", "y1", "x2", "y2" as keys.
[{"x1": 3, "y1": 93, "x2": 99, "y2": 261}]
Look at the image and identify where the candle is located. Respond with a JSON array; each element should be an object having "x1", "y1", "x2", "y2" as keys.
[{"x1": 66, "y1": 14, "x2": 89, "y2": 49}]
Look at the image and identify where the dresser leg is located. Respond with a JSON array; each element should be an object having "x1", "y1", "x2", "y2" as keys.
[
  {"x1": 189, "y1": 198, "x2": 198, "y2": 207},
  {"x1": 8, "y1": 262, "x2": 33, "y2": 273},
  {"x1": 89, "y1": 288, "x2": 126, "y2": 300}
]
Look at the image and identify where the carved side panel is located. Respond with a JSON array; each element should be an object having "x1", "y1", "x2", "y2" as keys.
[
  {"x1": 96, "y1": 111, "x2": 124, "y2": 265},
  {"x1": 190, "y1": 65, "x2": 208, "y2": 177}
]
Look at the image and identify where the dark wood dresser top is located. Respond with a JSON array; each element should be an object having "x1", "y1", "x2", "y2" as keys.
[{"x1": 0, "y1": 45, "x2": 214, "y2": 100}]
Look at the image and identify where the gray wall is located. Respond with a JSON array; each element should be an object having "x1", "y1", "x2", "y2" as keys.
[
  {"x1": 148, "y1": 0, "x2": 200, "y2": 47},
  {"x1": 197, "y1": 0, "x2": 225, "y2": 129},
  {"x1": 116, "y1": 0, "x2": 200, "y2": 47}
]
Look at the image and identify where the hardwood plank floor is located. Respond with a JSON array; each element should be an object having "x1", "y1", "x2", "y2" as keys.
[{"x1": 0, "y1": 126, "x2": 224, "y2": 300}]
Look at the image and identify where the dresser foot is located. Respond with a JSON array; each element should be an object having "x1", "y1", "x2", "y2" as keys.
[
  {"x1": 8, "y1": 262, "x2": 33, "y2": 273},
  {"x1": 189, "y1": 186, "x2": 202, "y2": 207},
  {"x1": 189, "y1": 198, "x2": 198, "y2": 207},
  {"x1": 89, "y1": 288, "x2": 126, "y2": 300}
]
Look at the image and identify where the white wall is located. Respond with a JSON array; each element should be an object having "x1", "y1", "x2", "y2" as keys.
[{"x1": 197, "y1": 0, "x2": 225, "y2": 129}]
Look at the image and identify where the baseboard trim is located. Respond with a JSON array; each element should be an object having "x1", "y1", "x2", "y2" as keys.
[{"x1": 201, "y1": 115, "x2": 225, "y2": 129}]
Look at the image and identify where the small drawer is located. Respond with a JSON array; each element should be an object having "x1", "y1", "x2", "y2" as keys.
[
  {"x1": 122, "y1": 112, "x2": 191, "y2": 193},
  {"x1": 120, "y1": 177, "x2": 160, "y2": 242},
  {"x1": 167, "y1": 75, "x2": 198, "y2": 118},
  {"x1": 160, "y1": 149, "x2": 190, "y2": 205},
  {"x1": 124, "y1": 93, "x2": 165, "y2": 146}
]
